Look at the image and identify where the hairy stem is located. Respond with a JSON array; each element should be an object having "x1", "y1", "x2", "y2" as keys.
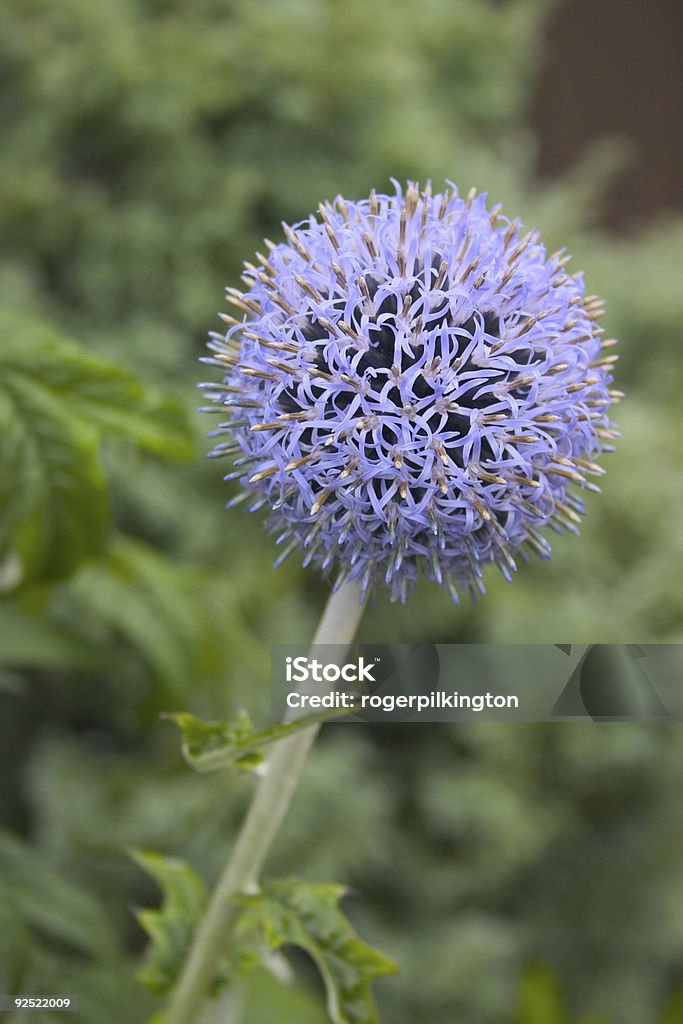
[{"x1": 164, "y1": 580, "x2": 366, "y2": 1024}]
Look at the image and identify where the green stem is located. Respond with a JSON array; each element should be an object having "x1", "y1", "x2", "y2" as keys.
[{"x1": 164, "y1": 580, "x2": 366, "y2": 1024}]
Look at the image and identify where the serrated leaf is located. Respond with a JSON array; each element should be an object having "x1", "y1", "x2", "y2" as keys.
[
  {"x1": 165, "y1": 707, "x2": 346, "y2": 774},
  {"x1": 133, "y1": 850, "x2": 209, "y2": 997},
  {"x1": 236, "y1": 880, "x2": 397, "y2": 1024},
  {"x1": 133, "y1": 851, "x2": 259, "y2": 999},
  {"x1": 165, "y1": 709, "x2": 268, "y2": 772}
]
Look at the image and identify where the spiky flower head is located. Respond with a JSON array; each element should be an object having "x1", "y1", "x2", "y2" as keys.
[{"x1": 201, "y1": 182, "x2": 620, "y2": 602}]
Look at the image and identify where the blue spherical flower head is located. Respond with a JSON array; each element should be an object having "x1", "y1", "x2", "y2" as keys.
[{"x1": 202, "y1": 182, "x2": 620, "y2": 602}]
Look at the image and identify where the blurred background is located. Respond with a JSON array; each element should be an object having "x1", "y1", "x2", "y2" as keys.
[{"x1": 1, "y1": 0, "x2": 683, "y2": 1021}]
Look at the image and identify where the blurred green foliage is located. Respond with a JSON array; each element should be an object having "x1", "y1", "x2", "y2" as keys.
[{"x1": 1, "y1": 0, "x2": 683, "y2": 1021}]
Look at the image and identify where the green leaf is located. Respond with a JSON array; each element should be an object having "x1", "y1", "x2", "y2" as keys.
[
  {"x1": 236, "y1": 880, "x2": 397, "y2": 1024},
  {"x1": 133, "y1": 851, "x2": 259, "y2": 999},
  {"x1": 0, "y1": 599, "x2": 95, "y2": 670},
  {"x1": 134, "y1": 860, "x2": 395, "y2": 1019},
  {"x1": 0, "y1": 371, "x2": 110, "y2": 585},
  {"x1": 17, "y1": 945, "x2": 157, "y2": 1024},
  {"x1": 0, "y1": 307, "x2": 194, "y2": 460},
  {"x1": 659, "y1": 991, "x2": 683, "y2": 1024},
  {"x1": 244, "y1": 967, "x2": 329, "y2": 1024},
  {"x1": 0, "y1": 829, "x2": 118, "y2": 960},
  {"x1": 165, "y1": 708, "x2": 347, "y2": 774},
  {"x1": 0, "y1": 834, "x2": 141, "y2": 1018},
  {"x1": 0, "y1": 307, "x2": 193, "y2": 586},
  {"x1": 67, "y1": 534, "x2": 203, "y2": 696},
  {"x1": 514, "y1": 965, "x2": 611, "y2": 1024},
  {"x1": 165, "y1": 709, "x2": 268, "y2": 772},
  {"x1": 514, "y1": 964, "x2": 568, "y2": 1024},
  {"x1": 133, "y1": 850, "x2": 210, "y2": 997}
]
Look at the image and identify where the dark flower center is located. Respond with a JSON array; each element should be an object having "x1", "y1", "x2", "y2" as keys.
[{"x1": 277, "y1": 259, "x2": 535, "y2": 488}]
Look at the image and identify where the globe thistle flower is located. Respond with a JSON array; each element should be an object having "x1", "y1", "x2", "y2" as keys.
[{"x1": 201, "y1": 182, "x2": 620, "y2": 602}]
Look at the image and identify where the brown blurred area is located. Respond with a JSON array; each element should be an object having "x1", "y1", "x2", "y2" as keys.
[{"x1": 530, "y1": 0, "x2": 683, "y2": 229}]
